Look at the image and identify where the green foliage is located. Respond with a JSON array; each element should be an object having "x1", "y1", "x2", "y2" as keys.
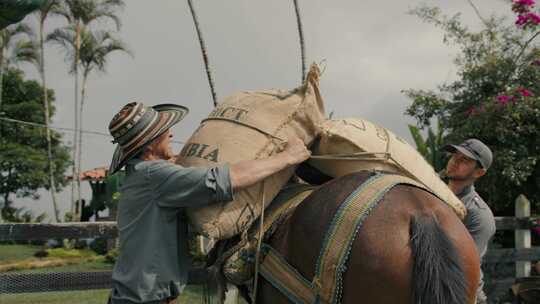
[
  {"x1": 407, "y1": 120, "x2": 446, "y2": 172},
  {"x1": 405, "y1": 5, "x2": 540, "y2": 213},
  {"x1": 6, "y1": 206, "x2": 47, "y2": 223},
  {"x1": 0, "y1": 68, "x2": 70, "y2": 220},
  {"x1": 0, "y1": 1, "x2": 46, "y2": 30},
  {"x1": 104, "y1": 247, "x2": 118, "y2": 264},
  {"x1": 89, "y1": 237, "x2": 108, "y2": 255}
]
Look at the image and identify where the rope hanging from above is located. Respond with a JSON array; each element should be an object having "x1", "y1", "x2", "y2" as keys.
[
  {"x1": 186, "y1": 0, "x2": 307, "y2": 105},
  {"x1": 187, "y1": 0, "x2": 218, "y2": 107},
  {"x1": 293, "y1": 0, "x2": 306, "y2": 83}
]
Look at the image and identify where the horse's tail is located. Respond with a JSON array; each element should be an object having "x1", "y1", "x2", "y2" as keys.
[{"x1": 410, "y1": 213, "x2": 469, "y2": 304}]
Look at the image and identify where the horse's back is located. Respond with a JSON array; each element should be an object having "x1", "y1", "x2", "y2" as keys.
[{"x1": 260, "y1": 171, "x2": 480, "y2": 304}]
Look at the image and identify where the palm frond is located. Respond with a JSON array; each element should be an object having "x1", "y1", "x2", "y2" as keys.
[
  {"x1": 59, "y1": 0, "x2": 124, "y2": 29},
  {"x1": 78, "y1": 28, "x2": 130, "y2": 74},
  {"x1": 36, "y1": 0, "x2": 63, "y2": 24},
  {"x1": 12, "y1": 40, "x2": 39, "y2": 67},
  {"x1": 1, "y1": 23, "x2": 34, "y2": 47},
  {"x1": 47, "y1": 26, "x2": 78, "y2": 73}
]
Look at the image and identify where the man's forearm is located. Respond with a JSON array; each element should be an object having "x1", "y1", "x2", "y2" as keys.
[{"x1": 229, "y1": 153, "x2": 292, "y2": 191}]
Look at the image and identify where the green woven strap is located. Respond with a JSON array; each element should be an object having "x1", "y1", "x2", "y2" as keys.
[
  {"x1": 259, "y1": 244, "x2": 317, "y2": 304},
  {"x1": 314, "y1": 173, "x2": 425, "y2": 304}
]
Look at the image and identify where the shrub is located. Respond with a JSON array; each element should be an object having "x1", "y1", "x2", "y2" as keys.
[{"x1": 89, "y1": 238, "x2": 108, "y2": 255}]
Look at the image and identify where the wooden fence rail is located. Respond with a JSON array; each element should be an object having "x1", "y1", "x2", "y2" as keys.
[
  {"x1": 0, "y1": 222, "x2": 117, "y2": 241},
  {"x1": 483, "y1": 195, "x2": 540, "y2": 303}
]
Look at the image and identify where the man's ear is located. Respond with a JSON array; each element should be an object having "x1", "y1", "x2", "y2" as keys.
[{"x1": 474, "y1": 168, "x2": 486, "y2": 179}]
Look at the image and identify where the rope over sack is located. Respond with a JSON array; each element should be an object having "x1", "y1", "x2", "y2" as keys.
[
  {"x1": 308, "y1": 118, "x2": 467, "y2": 219},
  {"x1": 258, "y1": 173, "x2": 439, "y2": 304},
  {"x1": 177, "y1": 64, "x2": 325, "y2": 240}
]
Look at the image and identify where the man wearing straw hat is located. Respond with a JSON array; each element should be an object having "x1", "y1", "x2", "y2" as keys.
[
  {"x1": 444, "y1": 138, "x2": 496, "y2": 304},
  {"x1": 107, "y1": 102, "x2": 310, "y2": 304}
]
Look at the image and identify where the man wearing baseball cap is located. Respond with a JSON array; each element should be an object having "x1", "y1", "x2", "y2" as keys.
[
  {"x1": 444, "y1": 138, "x2": 496, "y2": 304},
  {"x1": 107, "y1": 102, "x2": 311, "y2": 304}
]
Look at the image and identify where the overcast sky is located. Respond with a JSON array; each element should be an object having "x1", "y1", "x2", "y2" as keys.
[{"x1": 13, "y1": 0, "x2": 511, "y2": 219}]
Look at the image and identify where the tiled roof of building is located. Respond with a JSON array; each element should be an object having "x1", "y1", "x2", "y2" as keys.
[{"x1": 68, "y1": 167, "x2": 109, "y2": 181}]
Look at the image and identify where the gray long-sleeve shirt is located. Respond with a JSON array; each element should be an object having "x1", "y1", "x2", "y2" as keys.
[
  {"x1": 458, "y1": 184, "x2": 496, "y2": 296},
  {"x1": 110, "y1": 158, "x2": 233, "y2": 304}
]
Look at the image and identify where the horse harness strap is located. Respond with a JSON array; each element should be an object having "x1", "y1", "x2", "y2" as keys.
[{"x1": 259, "y1": 173, "x2": 429, "y2": 304}]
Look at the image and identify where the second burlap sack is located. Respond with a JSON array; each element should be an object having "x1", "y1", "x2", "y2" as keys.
[
  {"x1": 308, "y1": 118, "x2": 467, "y2": 219},
  {"x1": 177, "y1": 64, "x2": 325, "y2": 240}
]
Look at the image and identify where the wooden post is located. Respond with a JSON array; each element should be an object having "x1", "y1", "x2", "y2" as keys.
[
  {"x1": 515, "y1": 195, "x2": 531, "y2": 278},
  {"x1": 198, "y1": 236, "x2": 215, "y2": 255},
  {"x1": 224, "y1": 284, "x2": 239, "y2": 304},
  {"x1": 198, "y1": 235, "x2": 207, "y2": 254}
]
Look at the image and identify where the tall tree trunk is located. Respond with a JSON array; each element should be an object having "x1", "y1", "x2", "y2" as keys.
[
  {"x1": 0, "y1": 48, "x2": 5, "y2": 223},
  {"x1": 187, "y1": 0, "x2": 218, "y2": 107},
  {"x1": 76, "y1": 71, "x2": 88, "y2": 221},
  {"x1": 2, "y1": 192, "x2": 9, "y2": 221},
  {"x1": 293, "y1": 0, "x2": 306, "y2": 83},
  {"x1": 71, "y1": 21, "x2": 81, "y2": 220},
  {"x1": 39, "y1": 18, "x2": 60, "y2": 222},
  {"x1": 0, "y1": 48, "x2": 4, "y2": 149},
  {"x1": 0, "y1": 47, "x2": 4, "y2": 116}
]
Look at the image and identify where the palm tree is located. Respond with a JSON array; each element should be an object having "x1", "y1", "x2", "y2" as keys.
[
  {"x1": 0, "y1": 23, "x2": 35, "y2": 114},
  {"x1": 77, "y1": 29, "x2": 130, "y2": 210},
  {"x1": 34, "y1": 0, "x2": 63, "y2": 222},
  {"x1": 52, "y1": 0, "x2": 124, "y2": 219}
]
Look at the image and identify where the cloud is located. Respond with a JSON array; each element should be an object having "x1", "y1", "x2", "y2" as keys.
[{"x1": 14, "y1": 0, "x2": 512, "y2": 217}]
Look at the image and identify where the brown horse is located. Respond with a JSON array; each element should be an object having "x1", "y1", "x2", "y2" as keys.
[{"x1": 255, "y1": 171, "x2": 481, "y2": 304}]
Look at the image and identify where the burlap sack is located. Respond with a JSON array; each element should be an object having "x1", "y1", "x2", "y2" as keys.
[
  {"x1": 177, "y1": 64, "x2": 325, "y2": 240},
  {"x1": 308, "y1": 118, "x2": 467, "y2": 219}
]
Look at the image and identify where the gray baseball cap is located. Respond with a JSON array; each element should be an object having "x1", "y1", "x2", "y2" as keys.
[{"x1": 444, "y1": 138, "x2": 493, "y2": 170}]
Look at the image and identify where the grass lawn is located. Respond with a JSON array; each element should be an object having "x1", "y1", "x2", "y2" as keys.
[
  {"x1": 21, "y1": 258, "x2": 113, "y2": 273},
  {"x1": 0, "y1": 245, "x2": 246, "y2": 303},
  {"x1": 0, "y1": 244, "x2": 42, "y2": 263},
  {"x1": 0, "y1": 285, "x2": 208, "y2": 304}
]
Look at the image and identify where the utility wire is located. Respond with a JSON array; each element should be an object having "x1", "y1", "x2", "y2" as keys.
[{"x1": 0, "y1": 116, "x2": 185, "y2": 144}]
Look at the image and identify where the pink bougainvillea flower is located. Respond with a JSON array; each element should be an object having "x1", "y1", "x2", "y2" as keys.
[
  {"x1": 515, "y1": 12, "x2": 540, "y2": 27},
  {"x1": 517, "y1": 87, "x2": 533, "y2": 97},
  {"x1": 514, "y1": 0, "x2": 535, "y2": 6},
  {"x1": 513, "y1": 0, "x2": 536, "y2": 14},
  {"x1": 516, "y1": 14, "x2": 529, "y2": 26},
  {"x1": 534, "y1": 226, "x2": 540, "y2": 237},
  {"x1": 497, "y1": 95, "x2": 511, "y2": 105},
  {"x1": 528, "y1": 12, "x2": 540, "y2": 24},
  {"x1": 532, "y1": 59, "x2": 540, "y2": 66}
]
